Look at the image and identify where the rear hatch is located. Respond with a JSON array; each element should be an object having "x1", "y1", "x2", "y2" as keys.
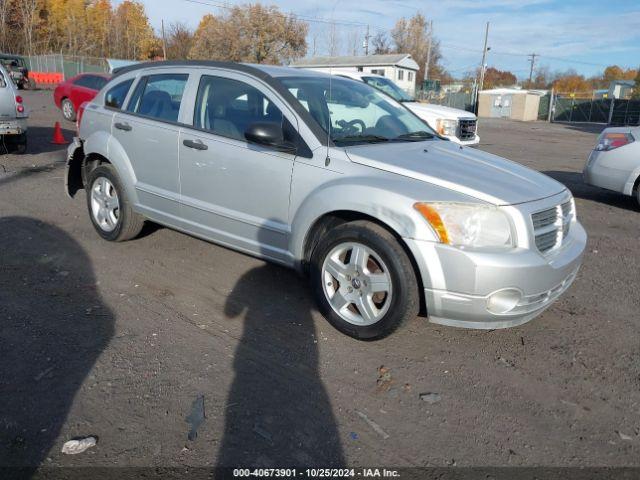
[{"x1": 0, "y1": 68, "x2": 17, "y2": 120}]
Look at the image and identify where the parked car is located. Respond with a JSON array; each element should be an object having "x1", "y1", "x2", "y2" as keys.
[
  {"x1": 0, "y1": 53, "x2": 33, "y2": 90},
  {"x1": 0, "y1": 63, "x2": 28, "y2": 153},
  {"x1": 54, "y1": 73, "x2": 110, "y2": 122},
  {"x1": 321, "y1": 70, "x2": 479, "y2": 146},
  {"x1": 65, "y1": 61, "x2": 585, "y2": 340},
  {"x1": 584, "y1": 126, "x2": 640, "y2": 207}
]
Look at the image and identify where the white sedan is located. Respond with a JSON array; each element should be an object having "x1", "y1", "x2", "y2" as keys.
[{"x1": 583, "y1": 126, "x2": 640, "y2": 206}]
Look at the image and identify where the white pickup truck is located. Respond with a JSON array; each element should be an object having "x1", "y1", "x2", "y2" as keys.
[{"x1": 325, "y1": 70, "x2": 479, "y2": 146}]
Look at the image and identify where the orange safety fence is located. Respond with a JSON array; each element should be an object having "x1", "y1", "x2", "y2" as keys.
[{"x1": 30, "y1": 72, "x2": 64, "y2": 86}]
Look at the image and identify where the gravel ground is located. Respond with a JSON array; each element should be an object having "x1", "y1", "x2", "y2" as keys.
[{"x1": 0, "y1": 91, "x2": 638, "y2": 471}]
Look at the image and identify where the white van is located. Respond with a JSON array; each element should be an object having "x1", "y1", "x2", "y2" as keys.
[{"x1": 0, "y1": 63, "x2": 28, "y2": 153}]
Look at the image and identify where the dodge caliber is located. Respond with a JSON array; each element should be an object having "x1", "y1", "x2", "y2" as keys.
[{"x1": 65, "y1": 61, "x2": 586, "y2": 340}]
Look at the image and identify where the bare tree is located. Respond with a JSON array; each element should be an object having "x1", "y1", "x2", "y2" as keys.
[
  {"x1": 15, "y1": 0, "x2": 41, "y2": 56},
  {"x1": 0, "y1": 0, "x2": 10, "y2": 52},
  {"x1": 166, "y1": 22, "x2": 193, "y2": 60},
  {"x1": 326, "y1": 20, "x2": 340, "y2": 57},
  {"x1": 345, "y1": 28, "x2": 361, "y2": 56},
  {"x1": 371, "y1": 32, "x2": 391, "y2": 54}
]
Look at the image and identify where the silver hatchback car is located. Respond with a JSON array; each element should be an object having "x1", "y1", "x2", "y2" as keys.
[{"x1": 66, "y1": 61, "x2": 586, "y2": 339}]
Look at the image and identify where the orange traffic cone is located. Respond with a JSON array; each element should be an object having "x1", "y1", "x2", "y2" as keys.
[{"x1": 51, "y1": 121, "x2": 68, "y2": 145}]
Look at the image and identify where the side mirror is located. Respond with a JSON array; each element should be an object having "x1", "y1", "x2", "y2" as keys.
[{"x1": 245, "y1": 122, "x2": 297, "y2": 155}]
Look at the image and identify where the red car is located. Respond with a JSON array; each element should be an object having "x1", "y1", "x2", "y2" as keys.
[{"x1": 54, "y1": 73, "x2": 111, "y2": 122}]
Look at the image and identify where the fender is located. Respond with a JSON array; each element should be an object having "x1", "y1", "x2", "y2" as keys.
[
  {"x1": 82, "y1": 130, "x2": 140, "y2": 206},
  {"x1": 288, "y1": 172, "x2": 482, "y2": 267},
  {"x1": 623, "y1": 165, "x2": 640, "y2": 196}
]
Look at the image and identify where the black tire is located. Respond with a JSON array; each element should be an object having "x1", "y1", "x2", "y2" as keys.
[
  {"x1": 61, "y1": 98, "x2": 76, "y2": 122},
  {"x1": 310, "y1": 220, "x2": 420, "y2": 340},
  {"x1": 17, "y1": 82, "x2": 24, "y2": 90},
  {"x1": 85, "y1": 164, "x2": 144, "y2": 242},
  {"x1": 14, "y1": 133, "x2": 27, "y2": 154}
]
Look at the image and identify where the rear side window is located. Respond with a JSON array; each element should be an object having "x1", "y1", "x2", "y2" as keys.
[
  {"x1": 73, "y1": 75, "x2": 97, "y2": 89},
  {"x1": 193, "y1": 75, "x2": 284, "y2": 141},
  {"x1": 94, "y1": 76, "x2": 108, "y2": 91},
  {"x1": 126, "y1": 74, "x2": 188, "y2": 123},
  {"x1": 0, "y1": 71, "x2": 5, "y2": 88},
  {"x1": 105, "y1": 79, "x2": 134, "y2": 109}
]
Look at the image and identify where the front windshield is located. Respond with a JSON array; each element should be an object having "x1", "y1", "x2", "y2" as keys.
[
  {"x1": 281, "y1": 76, "x2": 434, "y2": 146},
  {"x1": 362, "y1": 76, "x2": 415, "y2": 102}
]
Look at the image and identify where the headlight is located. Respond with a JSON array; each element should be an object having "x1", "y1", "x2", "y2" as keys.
[
  {"x1": 414, "y1": 202, "x2": 515, "y2": 249},
  {"x1": 435, "y1": 118, "x2": 458, "y2": 136}
]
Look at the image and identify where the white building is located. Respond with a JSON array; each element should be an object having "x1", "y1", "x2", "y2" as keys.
[{"x1": 291, "y1": 54, "x2": 420, "y2": 95}]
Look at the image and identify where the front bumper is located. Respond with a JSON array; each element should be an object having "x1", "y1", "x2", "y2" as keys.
[
  {"x1": 404, "y1": 222, "x2": 587, "y2": 329},
  {"x1": 445, "y1": 133, "x2": 480, "y2": 146},
  {"x1": 0, "y1": 118, "x2": 27, "y2": 135}
]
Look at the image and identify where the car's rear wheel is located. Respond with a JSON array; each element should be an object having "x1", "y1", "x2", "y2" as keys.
[
  {"x1": 61, "y1": 98, "x2": 76, "y2": 122},
  {"x1": 310, "y1": 220, "x2": 420, "y2": 340},
  {"x1": 86, "y1": 164, "x2": 144, "y2": 242}
]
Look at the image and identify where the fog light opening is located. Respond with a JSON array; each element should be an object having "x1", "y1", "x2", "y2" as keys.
[{"x1": 486, "y1": 289, "x2": 522, "y2": 314}]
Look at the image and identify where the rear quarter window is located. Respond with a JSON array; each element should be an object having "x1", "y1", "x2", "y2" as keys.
[{"x1": 105, "y1": 79, "x2": 134, "y2": 109}]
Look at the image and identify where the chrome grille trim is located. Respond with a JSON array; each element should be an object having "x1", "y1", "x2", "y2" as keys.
[
  {"x1": 532, "y1": 200, "x2": 573, "y2": 254},
  {"x1": 457, "y1": 119, "x2": 477, "y2": 141}
]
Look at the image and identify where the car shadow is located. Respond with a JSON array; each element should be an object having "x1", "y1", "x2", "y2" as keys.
[
  {"x1": 1, "y1": 126, "x2": 75, "y2": 156},
  {"x1": 544, "y1": 170, "x2": 639, "y2": 211},
  {"x1": 0, "y1": 217, "x2": 113, "y2": 474},
  {"x1": 215, "y1": 224, "x2": 345, "y2": 469}
]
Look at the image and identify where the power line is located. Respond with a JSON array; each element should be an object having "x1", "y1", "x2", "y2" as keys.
[{"x1": 181, "y1": 0, "x2": 385, "y2": 30}]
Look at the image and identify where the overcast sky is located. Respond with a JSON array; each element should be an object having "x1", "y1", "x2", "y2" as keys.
[{"x1": 115, "y1": 0, "x2": 640, "y2": 79}]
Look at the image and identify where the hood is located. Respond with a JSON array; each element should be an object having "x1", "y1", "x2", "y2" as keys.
[
  {"x1": 345, "y1": 140, "x2": 566, "y2": 205},
  {"x1": 405, "y1": 102, "x2": 476, "y2": 120}
]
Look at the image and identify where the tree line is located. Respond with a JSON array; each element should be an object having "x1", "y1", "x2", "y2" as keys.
[{"x1": 0, "y1": 0, "x2": 158, "y2": 59}]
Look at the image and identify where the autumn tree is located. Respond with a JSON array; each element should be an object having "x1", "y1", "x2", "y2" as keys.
[
  {"x1": 111, "y1": 0, "x2": 157, "y2": 59},
  {"x1": 166, "y1": 22, "x2": 193, "y2": 60},
  {"x1": 189, "y1": 4, "x2": 307, "y2": 64},
  {"x1": 391, "y1": 13, "x2": 444, "y2": 84},
  {"x1": 552, "y1": 73, "x2": 591, "y2": 93},
  {"x1": 481, "y1": 67, "x2": 517, "y2": 89}
]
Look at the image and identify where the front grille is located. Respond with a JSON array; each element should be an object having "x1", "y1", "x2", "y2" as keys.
[
  {"x1": 532, "y1": 201, "x2": 573, "y2": 253},
  {"x1": 457, "y1": 119, "x2": 477, "y2": 141}
]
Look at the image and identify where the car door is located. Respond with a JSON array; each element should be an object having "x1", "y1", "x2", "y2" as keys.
[
  {"x1": 112, "y1": 72, "x2": 190, "y2": 219},
  {"x1": 178, "y1": 71, "x2": 299, "y2": 263}
]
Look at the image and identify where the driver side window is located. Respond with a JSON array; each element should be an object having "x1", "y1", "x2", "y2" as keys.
[{"x1": 194, "y1": 75, "x2": 284, "y2": 142}]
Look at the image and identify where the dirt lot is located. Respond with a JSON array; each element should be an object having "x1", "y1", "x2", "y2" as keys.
[{"x1": 1, "y1": 91, "x2": 638, "y2": 472}]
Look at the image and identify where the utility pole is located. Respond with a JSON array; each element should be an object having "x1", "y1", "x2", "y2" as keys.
[
  {"x1": 161, "y1": 19, "x2": 167, "y2": 60},
  {"x1": 363, "y1": 25, "x2": 371, "y2": 55},
  {"x1": 478, "y1": 22, "x2": 490, "y2": 93},
  {"x1": 425, "y1": 19, "x2": 433, "y2": 81},
  {"x1": 527, "y1": 53, "x2": 537, "y2": 87}
]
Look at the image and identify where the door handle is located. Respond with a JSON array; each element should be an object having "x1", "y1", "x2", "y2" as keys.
[
  {"x1": 183, "y1": 139, "x2": 208, "y2": 151},
  {"x1": 114, "y1": 122, "x2": 132, "y2": 132}
]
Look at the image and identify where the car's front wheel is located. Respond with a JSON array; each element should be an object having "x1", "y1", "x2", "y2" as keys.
[
  {"x1": 311, "y1": 220, "x2": 420, "y2": 340},
  {"x1": 61, "y1": 98, "x2": 76, "y2": 122},
  {"x1": 86, "y1": 164, "x2": 144, "y2": 242}
]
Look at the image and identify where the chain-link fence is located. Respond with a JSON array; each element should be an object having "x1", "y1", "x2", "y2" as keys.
[
  {"x1": 24, "y1": 54, "x2": 109, "y2": 79},
  {"x1": 551, "y1": 94, "x2": 640, "y2": 126}
]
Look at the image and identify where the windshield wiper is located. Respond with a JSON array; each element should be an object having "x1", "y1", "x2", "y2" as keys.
[
  {"x1": 334, "y1": 134, "x2": 390, "y2": 144},
  {"x1": 393, "y1": 131, "x2": 435, "y2": 141}
]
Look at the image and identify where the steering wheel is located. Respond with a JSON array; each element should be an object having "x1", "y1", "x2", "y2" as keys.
[{"x1": 337, "y1": 119, "x2": 367, "y2": 135}]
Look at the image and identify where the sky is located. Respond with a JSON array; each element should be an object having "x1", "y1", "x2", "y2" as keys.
[{"x1": 115, "y1": 0, "x2": 640, "y2": 79}]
